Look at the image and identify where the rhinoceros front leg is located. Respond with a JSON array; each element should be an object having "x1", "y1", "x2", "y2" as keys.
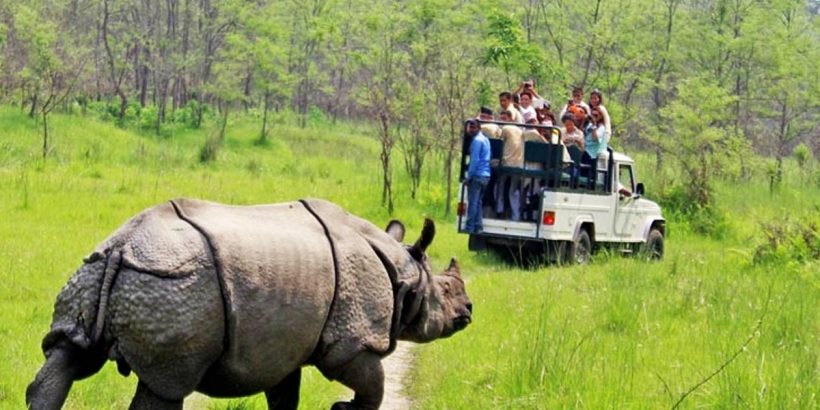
[
  {"x1": 265, "y1": 368, "x2": 301, "y2": 410},
  {"x1": 26, "y1": 343, "x2": 106, "y2": 410},
  {"x1": 330, "y1": 352, "x2": 384, "y2": 410},
  {"x1": 128, "y1": 381, "x2": 183, "y2": 410}
]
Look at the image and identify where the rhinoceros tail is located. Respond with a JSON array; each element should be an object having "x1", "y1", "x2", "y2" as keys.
[
  {"x1": 42, "y1": 250, "x2": 121, "y2": 353},
  {"x1": 91, "y1": 250, "x2": 121, "y2": 344}
]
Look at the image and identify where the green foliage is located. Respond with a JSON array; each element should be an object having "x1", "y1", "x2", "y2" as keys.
[
  {"x1": 754, "y1": 215, "x2": 820, "y2": 266},
  {"x1": 655, "y1": 77, "x2": 740, "y2": 208},
  {"x1": 138, "y1": 104, "x2": 158, "y2": 131},
  {"x1": 1, "y1": 104, "x2": 819, "y2": 409}
]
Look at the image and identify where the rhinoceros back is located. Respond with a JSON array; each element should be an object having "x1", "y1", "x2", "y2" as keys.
[{"x1": 169, "y1": 198, "x2": 336, "y2": 395}]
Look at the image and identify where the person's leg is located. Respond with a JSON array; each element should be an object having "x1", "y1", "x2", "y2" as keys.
[
  {"x1": 474, "y1": 177, "x2": 488, "y2": 232},
  {"x1": 466, "y1": 179, "x2": 480, "y2": 233},
  {"x1": 509, "y1": 177, "x2": 521, "y2": 221},
  {"x1": 495, "y1": 175, "x2": 507, "y2": 216}
]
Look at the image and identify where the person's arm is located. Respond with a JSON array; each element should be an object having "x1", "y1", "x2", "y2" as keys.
[
  {"x1": 600, "y1": 105, "x2": 612, "y2": 136},
  {"x1": 466, "y1": 138, "x2": 481, "y2": 179}
]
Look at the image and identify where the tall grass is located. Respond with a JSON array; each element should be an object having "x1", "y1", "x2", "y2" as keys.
[{"x1": 1, "y1": 106, "x2": 817, "y2": 409}]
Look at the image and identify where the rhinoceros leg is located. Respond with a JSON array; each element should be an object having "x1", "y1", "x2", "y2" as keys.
[
  {"x1": 128, "y1": 381, "x2": 183, "y2": 410},
  {"x1": 26, "y1": 343, "x2": 106, "y2": 410},
  {"x1": 329, "y1": 352, "x2": 384, "y2": 410},
  {"x1": 264, "y1": 368, "x2": 301, "y2": 410}
]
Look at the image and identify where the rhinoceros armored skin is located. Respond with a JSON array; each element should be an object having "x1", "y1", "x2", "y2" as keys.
[{"x1": 26, "y1": 198, "x2": 472, "y2": 410}]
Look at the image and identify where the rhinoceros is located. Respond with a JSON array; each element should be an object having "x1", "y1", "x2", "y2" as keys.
[{"x1": 26, "y1": 198, "x2": 472, "y2": 410}]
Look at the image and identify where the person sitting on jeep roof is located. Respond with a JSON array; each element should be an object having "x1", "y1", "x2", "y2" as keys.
[
  {"x1": 499, "y1": 91, "x2": 523, "y2": 123},
  {"x1": 518, "y1": 91, "x2": 537, "y2": 123},
  {"x1": 589, "y1": 89, "x2": 612, "y2": 137},
  {"x1": 479, "y1": 106, "x2": 501, "y2": 138},
  {"x1": 560, "y1": 113, "x2": 584, "y2": 150},
  {"x1": 581, "y1": 109, "x2": 609, "y2": 185},
  {"x1": 559, "y1": 85, "x2": 591, "y2": 120}
]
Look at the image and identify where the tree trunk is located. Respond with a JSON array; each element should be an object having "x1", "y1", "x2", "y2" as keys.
[
  {"x1": 42, "y1": 111, "x2": 49, "y2": 159},
  {"x1": 219, "y1": 104, "x2": 229, "y2": 141},
  {"x1": 259, "y1": 91, "x2": 270, "y2": 143}
]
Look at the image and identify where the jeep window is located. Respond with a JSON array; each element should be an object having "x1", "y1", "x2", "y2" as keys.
[{"x1": 618, "y1": 164, "x2": 635, "y2": 194}]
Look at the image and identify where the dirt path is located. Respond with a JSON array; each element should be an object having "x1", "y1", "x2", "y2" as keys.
[
  {"x1": 379, "y1": 341, "x2": 415, "y2": 410},
  {"x1": 183, "y1": 342, "x2": 416, "y2": 409}
]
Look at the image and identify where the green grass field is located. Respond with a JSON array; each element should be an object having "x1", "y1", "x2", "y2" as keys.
[{"x1": 1, "y1": 107, "x2": 817, "y2": 409}]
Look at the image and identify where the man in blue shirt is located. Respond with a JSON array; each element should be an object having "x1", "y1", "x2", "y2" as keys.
[{"x1": 464, "y1": 119, "x2": 491, "y2": 234}]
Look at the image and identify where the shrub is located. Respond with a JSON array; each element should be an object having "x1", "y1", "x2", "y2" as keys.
[
  {"x1": 306, "y1": 106, "x2": 331, "y2": 127},
  {"x1": 139, "y1": 104, "x2": 158, "y2": 130},
  {"x1": 753, "y1": 216, "x2": 820, "y2": 265},
  {"x1": 657, "y1": 185, "x2": 731, "y2": 238},
  {"x1": 199, "y1": 133, "x2": 222, "y2": 163}
]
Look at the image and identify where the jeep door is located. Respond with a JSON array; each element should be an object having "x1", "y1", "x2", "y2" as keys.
[{"x1": 614, "y1": 163, "x2": 641, "y2": 239}]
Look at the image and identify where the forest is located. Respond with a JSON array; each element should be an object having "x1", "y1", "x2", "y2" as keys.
[
  {"x1": 1, "y1": 0, "x2": 818, "y2": 214},
  {"x1": 1, "y1": 1, "x2": 819, "y2": 409}
]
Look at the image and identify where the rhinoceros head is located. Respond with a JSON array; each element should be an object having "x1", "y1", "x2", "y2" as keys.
[{"x1": 385, "y1": 219, "x2": 472, "y2": 343}]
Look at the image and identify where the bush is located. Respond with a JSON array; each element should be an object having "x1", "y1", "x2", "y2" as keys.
[
  {"x1": 199, "y1": 133, "x2": 222, "y2": 163},
  {"x1": 87, "y1": 101, "x2": 115, "y2": 121},
  {"x1": 753, "y1": 216, "x2": 820, "y2": 265},
  {"x1": 173, "y1": 100, "x2": 202, "y2": 129},
  {"x1": 657, "y1": 184, "x2": 731, "y2": 238},
  {"x1": 306, "y1": 106, "x2": 331, "y2": 127},
  {"x1": 139, "y1": 105, "x2": 158, "y2": 130}
]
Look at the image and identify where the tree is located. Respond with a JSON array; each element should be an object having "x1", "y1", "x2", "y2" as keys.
[
  {"x1": 655, "y1": 77, "x2": 739, "y2": 208},
  {"x1": 356, "y1": 4, "x2": 412, "y2": 214},
  {"x1": 13, "y1": 1, "x2": 87, "y2": 158}
]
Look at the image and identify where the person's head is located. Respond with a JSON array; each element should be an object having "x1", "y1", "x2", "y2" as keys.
[
  {"x1": 572, "y1": 86, "x2": 584, "y2": 103},
  {"x1": 589, "y1": 89, "x2": 603, "y2": 107},
  {"x1": 572, "y1": 105, "x2": 588, "y2": 126},
  {"x1": 561, "y1": 113, "x2": 576, "y2": 131},
  {"x1": 499, "y1": 91, "x2": 512, "y2": 108},
  {"x1": 512, "y1": 94, "x2": 521, "y2": 109},
  {"x1": 522, "y1": 79, "x2": 534, "y2": 91},
  {"x1": 465, "y1": 119, "x2": 480, "y2": 137},
  {"x1": 520, "y1": 91, "x2": 533, "y2": 108},
  {"x1": 479, "y1": 106, "x2": 494, "y2": 121},
  {"x1": 499, "y1": 110, "x2": 513, "y2": 122},
  {"x1": 591, "y1": 109, "x2": 603, "y2": 125},
  {"x1": 541, "y1": 100, "x2": 552, "y2": 113}
]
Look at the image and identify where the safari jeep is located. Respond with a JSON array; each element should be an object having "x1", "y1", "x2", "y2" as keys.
[{"x1": 457, "y1": 120, "x2": 665, "y2": 264}]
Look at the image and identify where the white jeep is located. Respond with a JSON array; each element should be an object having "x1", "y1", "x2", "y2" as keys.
[{"x1": 457, "y1": 121, "x2": 665, "y2": 264}]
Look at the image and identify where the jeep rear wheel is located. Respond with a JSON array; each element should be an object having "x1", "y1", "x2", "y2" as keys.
[
  {"x1": 564, "y1": 230, "x2": 592, "y2": 265},
  {"x1": 641, "y1": 228, "x2": 664, "y2": 260}
]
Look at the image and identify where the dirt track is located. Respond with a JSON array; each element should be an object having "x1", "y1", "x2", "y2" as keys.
[{"x1": 184, "y1": 341, "x2": 415, "y2": 409}]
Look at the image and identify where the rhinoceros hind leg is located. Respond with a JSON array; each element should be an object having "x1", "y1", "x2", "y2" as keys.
[
  {"x1": 26, "y1": 344, "x2": 106, "y2": 410},
  {"x1": 264, "y1": 368, "x2": 301, "y2": 410},
  {"x1": 329, "y1": 352, "x2": 384, "y2": 410},
  {"x1": 128, "y1": 382, "x2": 183, "y2": 410}
]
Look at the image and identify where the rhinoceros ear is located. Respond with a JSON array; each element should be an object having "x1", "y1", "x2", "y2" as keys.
[
  {"x1": 409, "y1": 218, "x2": 435, "y2": 261},
  {"x1": 385, "y1": 220, "x2": 405, "y2": 242}
]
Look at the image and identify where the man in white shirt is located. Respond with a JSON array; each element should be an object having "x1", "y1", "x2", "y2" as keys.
[
  {"x1": 499, "y1": 91, "x2": 524, "y2": 124},
  {"x1": 558, "y1": 86, "x2": 591, "y2": 120},
  {"x1": 518, "y1": 91, "x2": 537, "y2": 124}
]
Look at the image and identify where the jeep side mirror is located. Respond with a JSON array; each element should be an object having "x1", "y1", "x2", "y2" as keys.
[{"x1": 636, "y1": 182, "x2": 645, "y2": 197}]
